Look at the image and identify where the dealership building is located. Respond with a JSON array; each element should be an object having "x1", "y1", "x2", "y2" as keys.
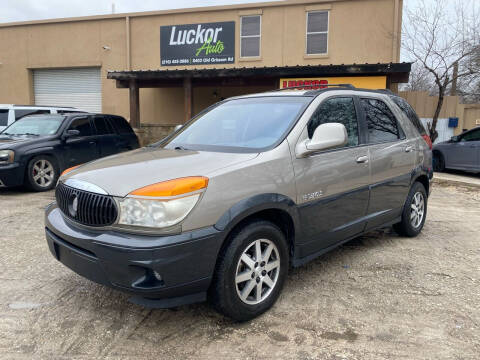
[{"x1": 0, "y1": 0, "x2": 408, "y2": 141}]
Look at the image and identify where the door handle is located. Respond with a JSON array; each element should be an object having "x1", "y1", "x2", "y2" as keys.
[
  {"x1": 89, "y1": 141, "x2": 96, "y2": 145},
  {"x1": 356, "y1": 155, "x2": 369, "y2": 164},
  {"x1": 405, "y1": 146, "x2": 414, "y2": 153}
]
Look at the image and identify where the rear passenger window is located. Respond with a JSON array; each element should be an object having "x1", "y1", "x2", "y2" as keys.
[
  {"x1": 69, "y1": 117, "x2": 92, "y2": 136},
  {"x1": 110, "y1": 116, "x2": 134, "y2": 135},
  {"x1": 308, "y1": 97, "x2": 359, "y2": 147},
  {"x1": 360, "y1": 98, "x2": 403, "y2": 144},
  {"x1": 0, "y1": 110, "x2": 8, "y2": 126},
  {"x1": 14, "y1": 109, "x2": 50, "y2": 120},
  {"x1": 391, "y1": 96, "x2": 426, "y2": 135},
  {"x1": 93, "y1": 116, "x2": 114, "y2": 135}
]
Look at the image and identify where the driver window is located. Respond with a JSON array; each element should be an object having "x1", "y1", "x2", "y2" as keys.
[
  {"x1": 68, "y1": 118, "x2": 92, "y2": 137},
  {"x1": 462, "y1": 129, "x2": 480, "y2": 142},
  {"x1": 307, "y1": 97, "x2": 359, "y2": 147}
]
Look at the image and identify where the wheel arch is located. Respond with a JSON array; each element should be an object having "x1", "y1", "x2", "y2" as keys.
[
  {"x1": 23, "y1": 148, "x2": 61, "y2": 168},
  {"x1": 432, "y1": 148, "x2": 446, "y2": 166},
  {"x1": 411, "y1": 172, "x2": 430, "y2": 197},
  {"x1": 214, "y1": 193, "x2": 299, "y2": 263}
]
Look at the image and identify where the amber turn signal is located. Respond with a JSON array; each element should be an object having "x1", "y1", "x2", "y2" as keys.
[
  {"x1": 61, "y1": 165, "x2": 81, "y2": 176},
  {"x1": 129, "y1": 177, "x2": 209, "y2": 197}
]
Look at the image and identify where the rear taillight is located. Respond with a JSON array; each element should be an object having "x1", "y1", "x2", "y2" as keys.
[{"x1": 422, "y1": 134, "x2": 433, "y2": 150}]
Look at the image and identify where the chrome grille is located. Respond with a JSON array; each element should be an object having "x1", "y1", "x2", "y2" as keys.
[{"x1": 55, "y1": 182, "x2": 117, "y2": 227}]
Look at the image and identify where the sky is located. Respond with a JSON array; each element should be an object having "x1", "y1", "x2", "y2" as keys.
[
  {"x1": 0, "y1": 0, "x2": 428, "y2": 24},
  {"x1": 0, "y1": 0, "x2": 283, "y2": 23}
]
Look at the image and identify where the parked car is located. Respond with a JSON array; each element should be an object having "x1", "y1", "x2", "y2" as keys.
[
  {"x1": 433, "y1": 126, "x2": 480, "y2": 173},
  {"x1": 0, "y1": 104, "x2": 86, "y2": 132},
  {"x1": 45, "y1": 87, "x2": 433, "y2": 321},
  {"x1": 0, "y1": 113, "x2": 139, "y2": 191}
]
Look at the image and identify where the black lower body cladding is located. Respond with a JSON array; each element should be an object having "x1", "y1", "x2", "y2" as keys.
[{"x1": 45, "y1": 203, "x2": 224, "y2": 306}]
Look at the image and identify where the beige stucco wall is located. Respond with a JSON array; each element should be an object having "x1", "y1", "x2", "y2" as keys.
[
  {"x1": 0, "y1": 0, "x2": 402, "y2": 128},
  {"x1": 399, "y1": 91, "x2": 480, "y2": 135}
]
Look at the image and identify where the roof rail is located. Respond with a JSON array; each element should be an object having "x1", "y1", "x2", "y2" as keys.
[{"x1": 273, "y1": 84, "x2": 356, "y2": 91}]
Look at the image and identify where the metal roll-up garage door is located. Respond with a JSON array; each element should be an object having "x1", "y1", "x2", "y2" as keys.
[{"x1": 33, "y1": 68, "x2": 102, "y2": 113}]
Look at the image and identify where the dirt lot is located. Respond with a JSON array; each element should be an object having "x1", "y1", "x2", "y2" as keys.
[{"x1": 0, "y1": 182, "x2": 479, "y2": 359}]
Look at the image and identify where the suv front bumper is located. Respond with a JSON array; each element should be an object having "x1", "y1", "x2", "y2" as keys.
[
  {"x1": 0, "y1": 163, "x2": 25, "y2": 187},
  {"x1": 45, "y1": 203, "x2": 224, "y2": 307}
]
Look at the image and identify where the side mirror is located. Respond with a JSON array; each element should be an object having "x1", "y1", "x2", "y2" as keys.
[
  {"x1": 450, "y1": 136, "x2": 459, "y2": 142},
  {"x1": 296, "y1": 123, "x2": 348, "y2": 157},
  {"x1": 174, "y1": 124, "x2": 183, "y2": 132},
  {"x1": 63, "y1": 129, "x2": 80, "y2": 140}
]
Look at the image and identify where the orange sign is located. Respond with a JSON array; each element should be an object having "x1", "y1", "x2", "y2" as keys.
[{"x1": 279, "y1": 76, "x2": 387, "y2": 90}]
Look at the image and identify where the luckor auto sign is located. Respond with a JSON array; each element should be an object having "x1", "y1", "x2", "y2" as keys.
[{"x1": 160, "y1": 21, "x2": 235, "y2": 66}]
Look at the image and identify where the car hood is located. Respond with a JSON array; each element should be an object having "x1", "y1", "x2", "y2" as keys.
[
  {"x1": 63, "y1": 147, "x2": 259, "y2": 197},
  {"x1": 0, "y1": 135, "x2": 41, "y2": 149}
]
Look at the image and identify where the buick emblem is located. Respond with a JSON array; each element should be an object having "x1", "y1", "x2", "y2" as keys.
[{"x1": 68, "y1": 194, "x2": 79, "y2": 217}]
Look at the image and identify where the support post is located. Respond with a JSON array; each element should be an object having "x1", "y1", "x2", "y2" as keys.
[
  {"x1": 129, "y1": 79, "x2": 140, "y2": 128},
  {"x1": 184, "y1": 77, "x2": 193, "y2": 122}
]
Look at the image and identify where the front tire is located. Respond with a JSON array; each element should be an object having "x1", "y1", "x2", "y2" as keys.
[
  {"x1": 209, "y1": 220, "x2": 289, "y2": 321},
  {"x1": 25, "y1": 155, "x2": 59, "y2": 191},
  {"x1": 394, "y1": 182, "x2": 427, "y2": 237},
  {"x1": 433, "y1": 151, "x2": 445, "y2": 172}
]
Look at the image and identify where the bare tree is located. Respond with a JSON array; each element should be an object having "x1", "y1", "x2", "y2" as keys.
[
  {"x1": 400, "y1": 62, "x2": 435, "y2": 92},
  {"x1": 402, "y1": 0, "x2": 480, "y2": 142}
]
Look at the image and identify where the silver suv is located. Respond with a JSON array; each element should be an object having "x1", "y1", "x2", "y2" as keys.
[{"x1": 45, "y1": 86, "x2": 433, "y2": 321}]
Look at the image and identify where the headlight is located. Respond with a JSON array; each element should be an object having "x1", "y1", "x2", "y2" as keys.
[
  {"x1": 0, "y1": 150, "x2": 14, "y2": 165},
  {"x1": 117, "y1": 176, "x2": 208, "y2": 229}
]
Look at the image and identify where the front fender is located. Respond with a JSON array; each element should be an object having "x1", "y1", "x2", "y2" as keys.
[{"x1": 214, "y1": 193, "x2": 300, "y2": 234}]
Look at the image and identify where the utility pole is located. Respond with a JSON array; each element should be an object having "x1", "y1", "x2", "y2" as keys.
[{"x1": 111, "y1": 3, "x2": 116, "y2": 14}]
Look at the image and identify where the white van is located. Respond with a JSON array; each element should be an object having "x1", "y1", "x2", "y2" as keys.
[{"x1": 0, "y1": 105, "x2": 86, "y2": 132}]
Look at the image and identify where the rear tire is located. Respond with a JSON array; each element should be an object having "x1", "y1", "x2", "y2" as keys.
[
  {"x1": 433, "y1": 151, "x2": 445, "y2": 172},
  {"x1": 394, "y1": 182, "x2": 427, "y2": 237},
  {"x1": 25, "y1": 155, "x2": 59, "y2": 192},
  {"x1": 209, "y1": 220, "x2": 289, "y2": 321}
]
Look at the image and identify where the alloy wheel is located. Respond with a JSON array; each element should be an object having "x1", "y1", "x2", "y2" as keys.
[
  {"x1": 235, "y1": 239, "x2": 280, "y2": 305},
  {"x1": 410, "y1": 192, "x2": 425, "y2": 228},
  {"x1": 32, "y1": 159, "x2": 55, "y2": 188}
]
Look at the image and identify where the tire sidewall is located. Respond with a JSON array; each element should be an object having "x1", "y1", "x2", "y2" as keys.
[
  {"x1": 433, "y1": 152, "x2": 445, "y2": 172},
  {"x1": 215, "y1": 221, "x2": 289, "y2": 321},
  {"x1": 402, "y1": 182, "x2": 428, "y2": 237},
  {"x1": 26, "y1": 155, "x2": 59, "y2": 192}
]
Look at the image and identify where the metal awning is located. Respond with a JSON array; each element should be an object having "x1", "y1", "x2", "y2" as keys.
[
  {"x1": 107, "y1": 62, "x2": 411, "y2": 128},
  {"x1": 108, "y1": 62, "x2": 411, "y2": 88}
]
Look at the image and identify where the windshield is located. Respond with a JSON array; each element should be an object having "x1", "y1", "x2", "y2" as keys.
[
  {"x1": 1, "y1": 116, "x2": 64, "y2": 136},
  {"x1": 164, "y1": 96, "x2": 311, "y2": 152}
]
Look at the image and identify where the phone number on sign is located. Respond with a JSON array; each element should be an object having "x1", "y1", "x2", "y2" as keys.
[{"x1": 161, "y1": 57, "x2": 234, "y2": 65}]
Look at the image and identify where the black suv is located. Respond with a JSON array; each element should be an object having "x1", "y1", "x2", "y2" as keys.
[{"x1": 0, "y1": 113, "x2": 139, "y2": 191}]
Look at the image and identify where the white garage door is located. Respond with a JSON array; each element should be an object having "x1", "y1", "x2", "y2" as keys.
[{"x1": 33, "y1": 68, "x2": 102, "y2": 113}]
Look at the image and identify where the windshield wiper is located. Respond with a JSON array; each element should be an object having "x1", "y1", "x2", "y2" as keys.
[{"x1": 17, "y1": 133, "x2": 40, "y2": 136}]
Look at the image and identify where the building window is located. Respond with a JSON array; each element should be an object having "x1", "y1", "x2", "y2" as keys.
[
  {"x1": 306, "y1": 11, "x2": 329, "y2": 55},
  {"x1": 240, "y1": 15, "x2": 261, "y2": 57}
]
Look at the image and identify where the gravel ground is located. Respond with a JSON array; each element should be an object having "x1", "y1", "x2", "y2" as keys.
[{"x1": 0, "y1": 182, "x2": 479, "y2": 359}]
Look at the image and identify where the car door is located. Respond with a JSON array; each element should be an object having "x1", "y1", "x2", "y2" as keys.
[
  {"x1": 63, "y1": 117, "x2": 99, "y2": 167},
  {"x1": 292, "y1": 96, "x2": 370, "y2": 256},
  {"x1": 91, "y1": 115, "x2": 119, "y2": 157},
  {"x1": 360, "y1": 97, "x2": 416, "y2": 231},
  {"x1": 446, "y1": 129, "x2": 480, "y2": 170}
]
